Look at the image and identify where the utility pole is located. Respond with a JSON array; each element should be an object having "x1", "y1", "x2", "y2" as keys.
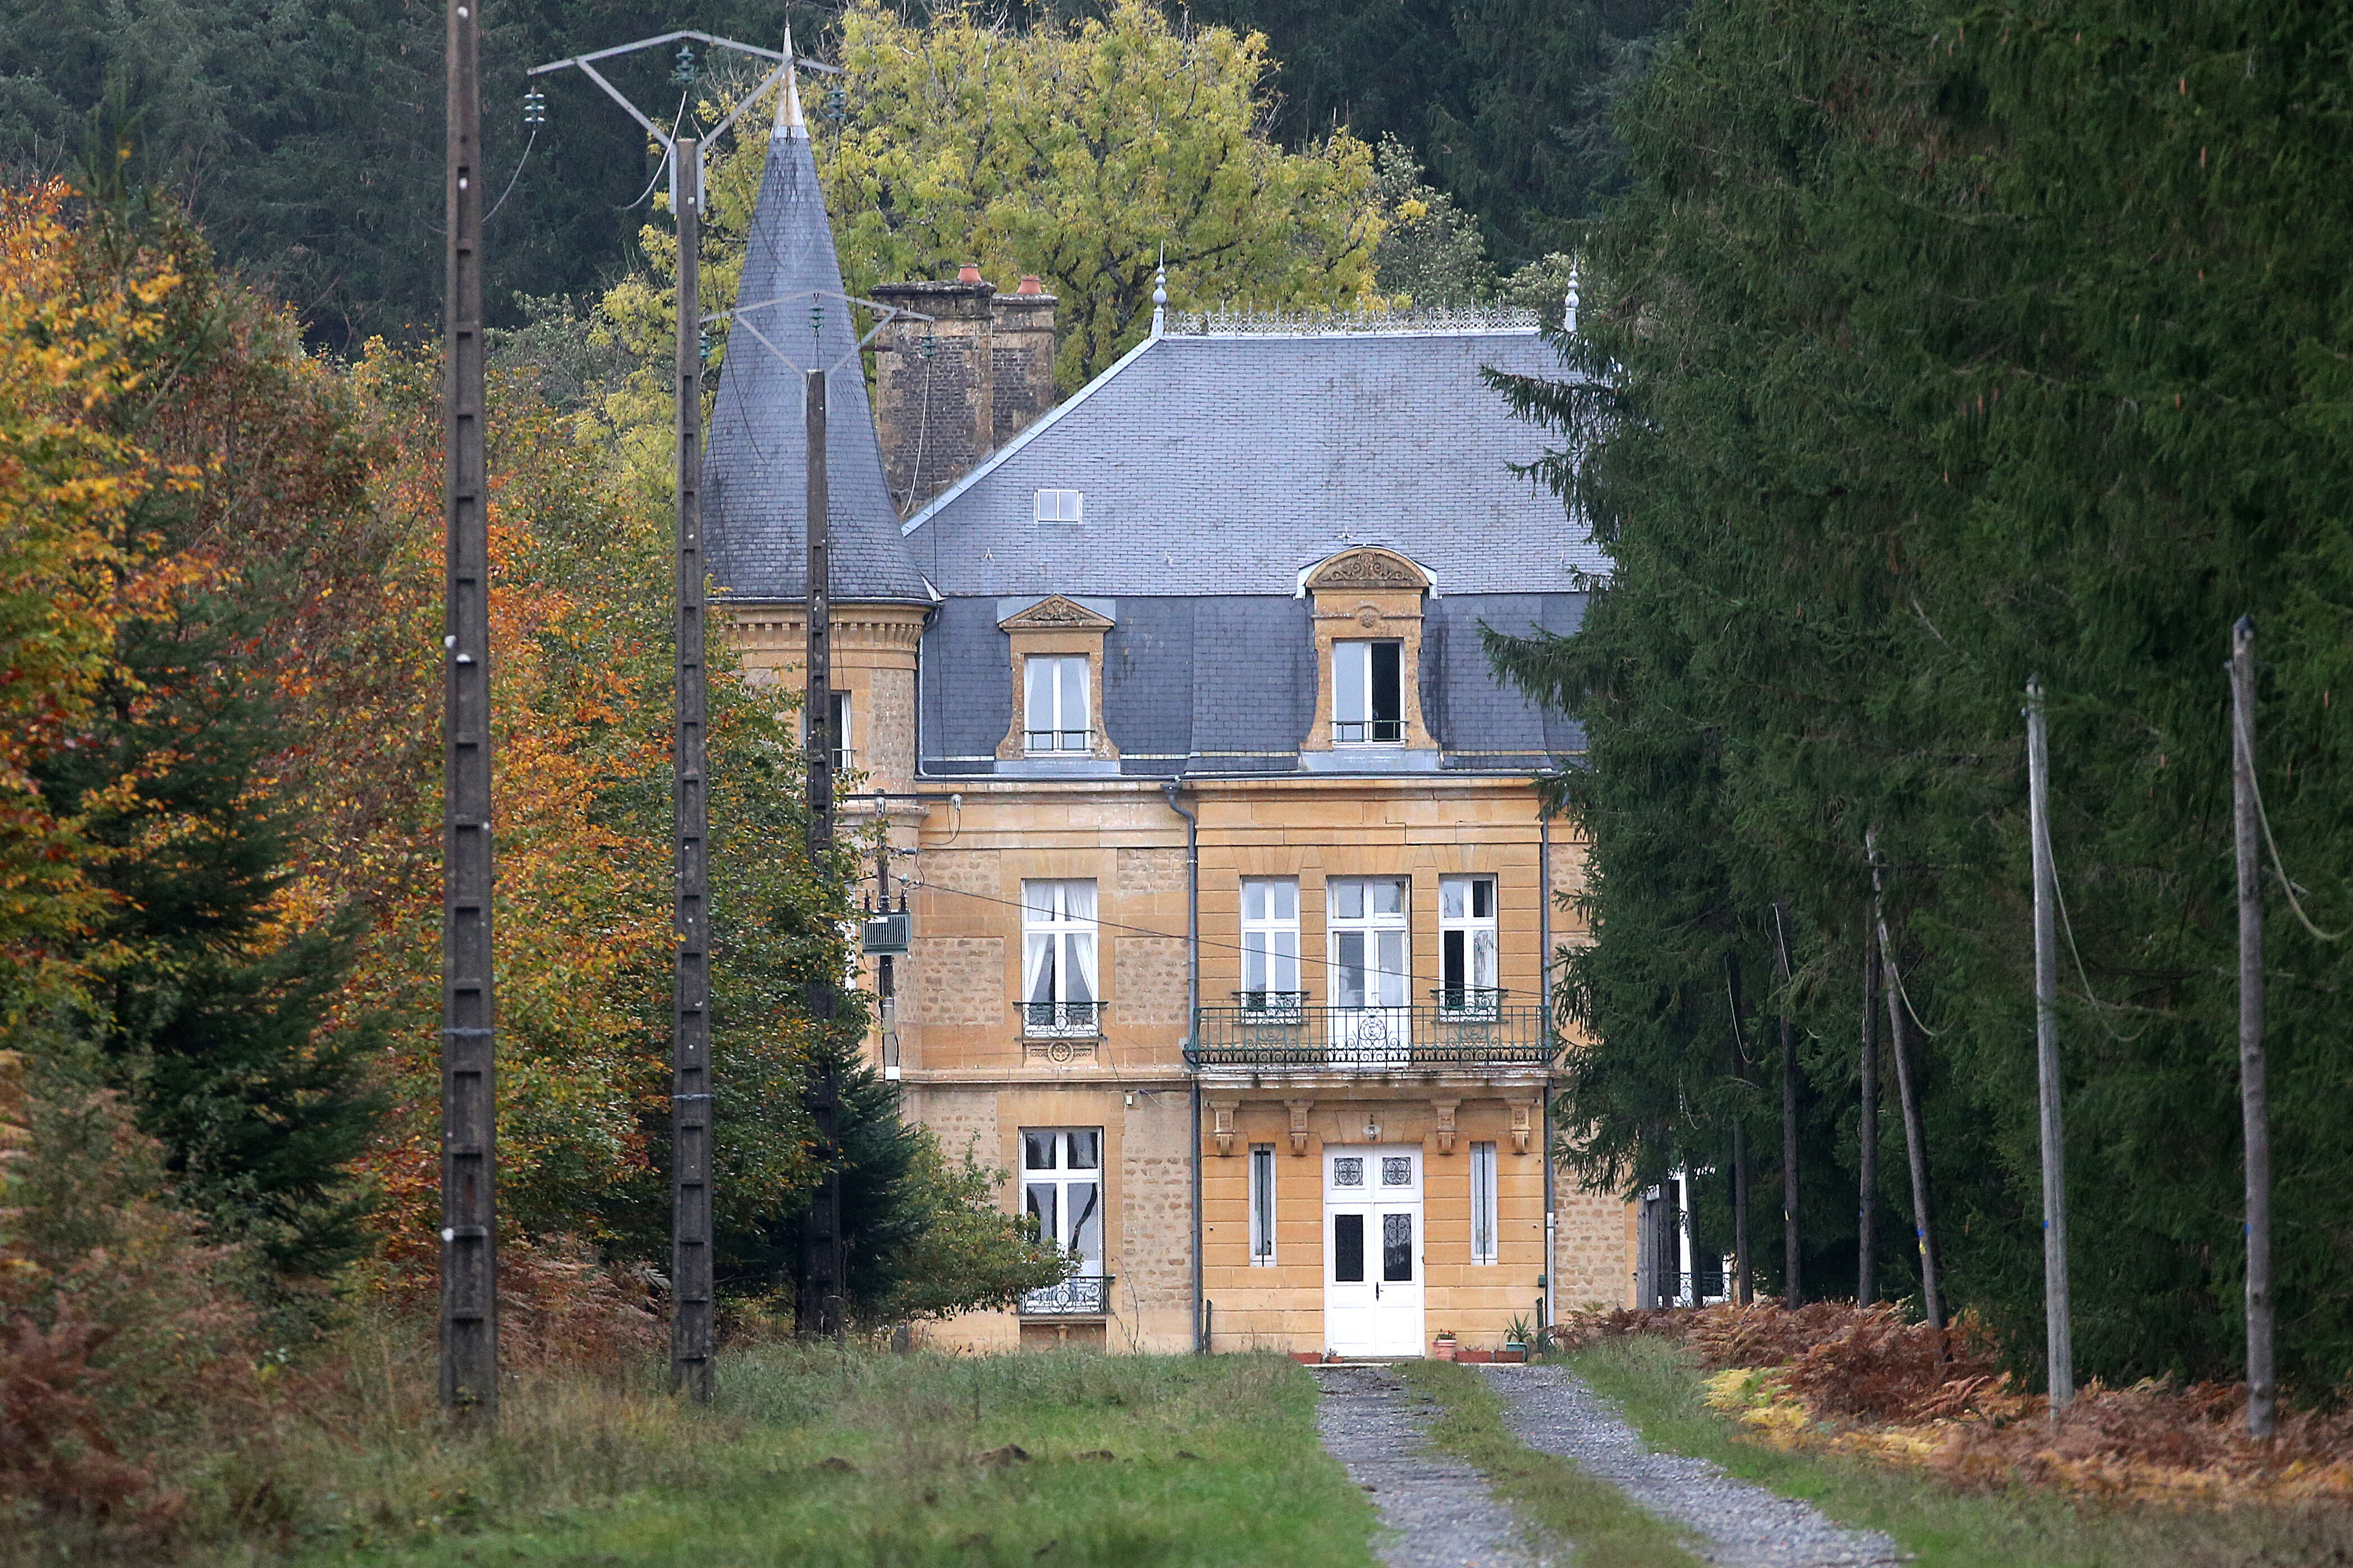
[
  {"x1": 440, "y1": 0, "x2": 498, "y2": 1423},
  {"x1": 2230, "y1": 617, "x2": 2273, "y2": 1440},
  {"x1": 530, "y1": 25, "x2": 814, "y2": 1398},
  {"x1": 1858, "y1": 933, "x2": 1878, "y2": 1305},
  {"x1": 876, "y1": 845, "x2": 896, "y2": 1077},
  {"x1": 1727, "y1": 952, "x2": 1752, "y2": 1307},
  {"x1": 803, "y1": 366, "x2": 845, "y2": 1341},
  {"x1": 669, "y1": 133, "x2": 715, "y2": 1404},
  {"x1": 1774, "y1": 902, "x2": 1802, "y2": 1307},
  {"x1": 2025, "y1": 679, "x2": 2072, "y2": 1413},
  {"x1": 1869, "y1": 828, "x2": 1943, "y2": 1332}
]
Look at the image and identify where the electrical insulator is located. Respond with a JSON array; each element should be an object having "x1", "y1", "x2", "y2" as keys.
[
  {"x1": 671, "y1": 43, "x2": 697, "y2": 87},
  {"x1": 825, "y1": 84, "x2": 848, "y2": 122},
  {"x1": 522, "y1": 88, "x2": 547, "y2": 126}
]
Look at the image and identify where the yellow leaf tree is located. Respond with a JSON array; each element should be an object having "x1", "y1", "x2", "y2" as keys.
[{"x1": 605, "y1": 0, "x2": 1382, "y2": 410}]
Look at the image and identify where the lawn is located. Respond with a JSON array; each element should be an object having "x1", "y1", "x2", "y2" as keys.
[
  {"x1": 252, "y1": 1348, "x2": 1379, "y2": 1568},
  {"x1": 1565, "y1": 1336, "x2": 2353, "y2": 1568}
]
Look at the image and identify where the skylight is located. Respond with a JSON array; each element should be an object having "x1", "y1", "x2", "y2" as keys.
[{"x1": 1034, "y1": 488, "x2": 1084, "y2": 524}]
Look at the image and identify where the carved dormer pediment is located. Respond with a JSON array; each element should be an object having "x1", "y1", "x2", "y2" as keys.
[
  {"x1": 1302, "y1": 546, "x2": 1433, "y2": 595},
  {"x1": 999, "y1": 594, "x2": 1115, "y2": 632}
]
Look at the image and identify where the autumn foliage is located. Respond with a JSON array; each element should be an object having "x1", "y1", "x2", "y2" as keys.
[{"x1": 1563, "y1": 1303, "x2": 2353, "y2": 1505}]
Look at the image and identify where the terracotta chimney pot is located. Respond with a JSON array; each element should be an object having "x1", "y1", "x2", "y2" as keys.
[
  {"x1": 956, "y1": 263, "x2": 984, "y2": 283},
  {"x1": 1016, "y1": 274, "x2": 1045, "y2": 295}
]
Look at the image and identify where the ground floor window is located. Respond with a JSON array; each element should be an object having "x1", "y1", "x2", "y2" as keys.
[
  {"x1": 1470, "y1": 1140, "x2": 1499, "y2": 1264},
  {"x1": 1022, "y1": 1127, "x2": 1103, "y2": 1272},
  {"x1": 1249, "y1": 1143, "x2": 1276, "y2": 1264}
]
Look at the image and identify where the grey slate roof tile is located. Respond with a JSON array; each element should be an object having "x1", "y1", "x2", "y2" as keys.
[
  {"x1": 704, "y1": 123, "x2": 927, "y2": 604},
  {"x1": 902, "y1": 319, "x2": 1600, "y2": 775},
  {"x1": 901, "y1": 328, "x2": 1602, "y2": 597}
]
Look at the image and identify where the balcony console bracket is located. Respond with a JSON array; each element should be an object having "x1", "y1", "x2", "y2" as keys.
[
  {"x1": 1432, "y1": 1098, "x2": 1460, "y2": 1156},
  {"x1": 1208, "y1": 1097, "x2": 1238, "y2": 1157},
  {"x1": 1287, "y1": 1098, "x2": 1315, "y2": 1157},
  {"x1": 1510, "y1": 1099, "x2": 1536, "y2": 1156}
]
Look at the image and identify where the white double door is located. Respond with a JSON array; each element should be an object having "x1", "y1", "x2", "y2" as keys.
[{"x1": 1323, "y1": 1144, "x2": 1425, "y2": 1357}]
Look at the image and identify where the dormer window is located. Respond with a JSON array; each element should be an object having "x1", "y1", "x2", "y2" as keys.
[
  {"x1": 1034, "y1": 488, "x2": 1084, "y2": 524},
  {"x1": 1333, "y1": 640, "x2": 1403, "y2": 744},
  {"x1": 1024, "y1": 653, "x2": 1091, "y2": 752}
]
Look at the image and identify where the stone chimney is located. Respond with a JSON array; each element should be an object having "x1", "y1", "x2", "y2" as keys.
[{"x1": 870, "y1": 272, "x2": 1059, "y2": 516}]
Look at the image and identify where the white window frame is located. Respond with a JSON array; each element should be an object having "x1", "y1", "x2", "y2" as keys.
[
  {"x1": 1333, "y1": 639, "x2": 1404, "y2": 744},
  {"x1": 1024, "y1": 653, "x2": 1091, "y2": 753},
  {"x1": 1439, "y1": 874, "x2": 1499, "y2": 1016},
  {"x1": 829, "y1": 689, "x2": 853, "y2": 776},
  {"x1": 1021, "y1": 879, "x2": 1099, "y2": 1035},
  {"x1": 802, "y1": 689, "x2": 854, "y2": 775},
  {"x1": 1239, "y1": 877, "x2": 1301, "y2": 1015},
  {"x1": 1249, "y1": 1143, "x2": 1276, "y2": 1265},
  {"x1": 1470, "y1": 1140, "x2": 1499, "y2": 1264},
  {"x1": 1327, "y1": 877, "x2": 1409, "y2": 1011},
  {"x1": 1021, "y1": 1126, "x2": 1103, "y2": 1274},
  {"x1": 1033, "y1": 488, "x2": 1085, "y2": 523}
]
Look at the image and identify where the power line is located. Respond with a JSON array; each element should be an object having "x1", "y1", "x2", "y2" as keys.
[
  {"x1": 901, "y1": 875, "x2": 1471, "y2": 992},
  {"x1": 2233, "y1": 698, "x2": 2344, "y2": 943}
]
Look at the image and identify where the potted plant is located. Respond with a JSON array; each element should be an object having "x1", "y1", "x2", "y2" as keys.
[
  {"x1": 1431, "y1": 1329, "x2": 1458, "y2": 1361},
  {"x1": 1501, "y1": 1315, "x2": 1534, "y2": 1363}
]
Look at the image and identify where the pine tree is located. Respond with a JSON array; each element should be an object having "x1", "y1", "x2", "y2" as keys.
[{"x1": 1491, "y1": 0, "x2": 2353, "y2": 1384}]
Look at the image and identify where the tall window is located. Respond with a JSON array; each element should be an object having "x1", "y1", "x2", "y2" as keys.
[
  {"x1": 1440, "y1": 875, "x2": 1499, "y2": 1015},
  {"x1": 1024, "y1": 654, "x2": 1090, "y2": 752},
  {"x1": 829, "y1": 690, "x2": 853, "y2": 775},
  {"x1": 803, "y1": 690, "x2": 854, "y2": 774},
  {"x1": 1333, "y1": 640, "x2": 1403, "y2": 744},
  {"x1": 1329, "y1": 877, "x2": 1408, "y2": 1011},
  {"x1": 1022, "y1": 879, "x2": 1098, "y2": 1035},
  {"x1": 1249, "y1": 1144, "x2": 1276, "y2": 1265},
  {"x1": 1470, "y1": 1141, "x2": 1499, "y2": 1265},
  {"x1": 1022, "y1": 1127, "x2": 1102, "y2": 1273},
  {"x1": 1239, "y1": 878, "x2": 1301, "y2": 1014}
]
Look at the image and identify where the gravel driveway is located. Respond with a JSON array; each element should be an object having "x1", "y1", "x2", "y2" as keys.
[
  {"x1": 1481, "y1": 1364, "x2": 1905, "y2": 1567},
  {"x1": 1311, "y1": 1365, "x2": 1542, "y2": 1568}
]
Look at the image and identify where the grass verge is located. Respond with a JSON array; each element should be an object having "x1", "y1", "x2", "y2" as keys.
[
  {"x1": 204, "y1": 1346, "x2": 1376, "y2": 1568},
  {"x1": 1399, "y1": 1360, "x2": 1706, "y2": 1568},
  {"x1": 1568, "y1": 1336, "x2": 2353, "y2": 1568}
]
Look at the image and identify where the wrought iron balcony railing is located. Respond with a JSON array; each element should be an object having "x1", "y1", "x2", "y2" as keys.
[
  {"x1": 1023, "y1": 1000, "x2": 1104, "y2": 1038},
  {"x1": 1432, "y1": 985, "x2": 1507, "y2": 1020},
  {"x1": 1020, "y1": 1274, "x2": 1113, "y2": 1317},
  {"x1": 1232, "y1": 989, "x2": 1307, "y2": 1021},
  {"x1": 1187, "y1": 1002, "x2": 1553, "y2": 1071}
]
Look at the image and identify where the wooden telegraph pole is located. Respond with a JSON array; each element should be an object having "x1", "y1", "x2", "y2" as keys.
[
  {"x1": 1858, "y1": 934, "x2": 1878, "y2": 1305},
  {"x1": 669, "y1": 135, "x2": 716, "y2": 1404},
  {"x1": 440, "y1": 0, "x2": 498, "y2": 1422},
  {"x1": 1869, "y1": 828, "x2": 1943, "y2": 1332},
  {"x1": 2025, "y1": 680, "x2": 2073, "y2": 1413},
  {"x1": 2230, "y1": 617, "x2": 2274, "y2": 1440},
  {"x1": 803, "y1": 367, "x2": 845, "y2": 1341},
  {"x1": 1774, "y1": 903, "x2": 1802, "y2": 1307}
]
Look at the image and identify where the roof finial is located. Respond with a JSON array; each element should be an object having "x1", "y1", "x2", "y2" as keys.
[
  {"x1": 1150, "y1": 246, "x2": 1168, "y2": 340},
  {"x1": 775, "y1": 25, "x2": 808, "y2": 140},
  {"x1": 1563, "y1": 262, "x2": 1580, "y2": 335}
]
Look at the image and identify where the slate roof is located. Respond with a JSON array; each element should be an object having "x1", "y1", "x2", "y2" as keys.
[
  {"x1": 704, "y1": 90, "x2": 928, "y2": 604},
  {"x1": 900, "y1": 324, "x2": 1600, "y2": 598},
  {"x1": 918, "y1": 592, "x2": 1587, "y2": 776}
]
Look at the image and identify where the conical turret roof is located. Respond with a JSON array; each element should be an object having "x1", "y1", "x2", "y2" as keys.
[{"x1": 704, "y1": 70, "x2": 927, "y2": 604}]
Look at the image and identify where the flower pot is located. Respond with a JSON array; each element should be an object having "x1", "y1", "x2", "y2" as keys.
[{"x1": 1432, "y1": 1338, "x2": 1457, "y2": 1361}]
